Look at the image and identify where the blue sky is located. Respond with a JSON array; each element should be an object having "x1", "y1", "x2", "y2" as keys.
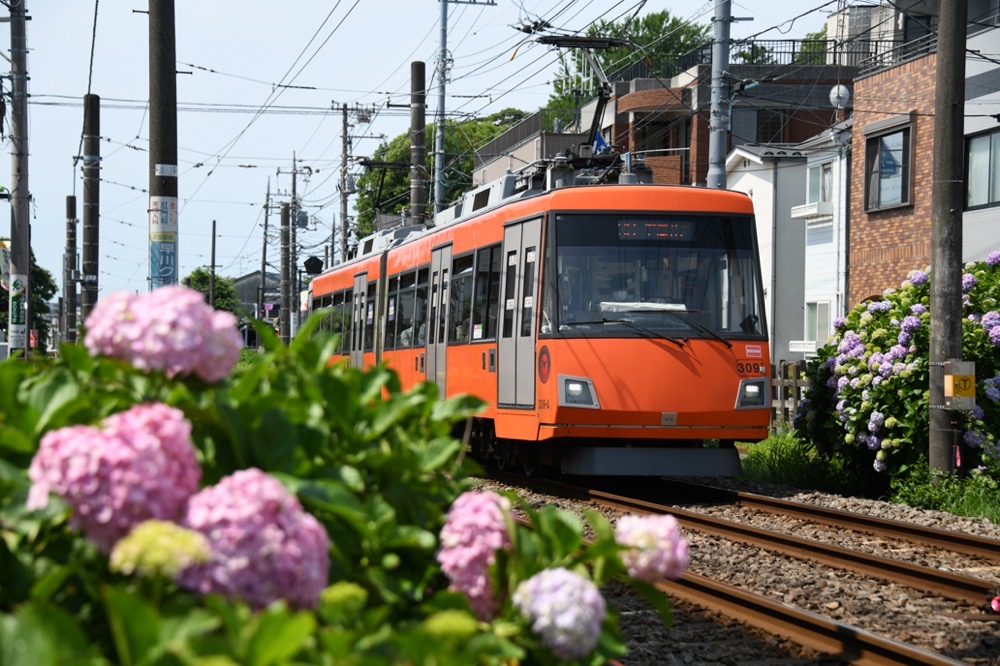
[{"x1": 2, "y1": 0, "x2": 828, "y2": 299}]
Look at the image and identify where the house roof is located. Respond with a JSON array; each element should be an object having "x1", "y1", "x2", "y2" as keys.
[{"x1": 726, "y1": 143, "x2": 807, "y2": 171}]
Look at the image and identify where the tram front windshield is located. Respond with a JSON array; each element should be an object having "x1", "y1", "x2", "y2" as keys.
[{"x1": 544, "y1": 213, "x2": 765, "y2": 340}]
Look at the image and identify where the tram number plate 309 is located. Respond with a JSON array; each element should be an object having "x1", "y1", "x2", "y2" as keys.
[{"x1": 736, "y1": 361, "x2": 767, "y2": 376}]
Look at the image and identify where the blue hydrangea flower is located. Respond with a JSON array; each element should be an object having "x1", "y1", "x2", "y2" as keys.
[
  {"x1": 964, "y1": 431, "x2": 986, "y2": 448},
  {"x1": 910, "y1": 270, "x2": 929, "y2": 286},
  {"x1": 962, "y1": 273, "x2": 978, "y2": 292}
]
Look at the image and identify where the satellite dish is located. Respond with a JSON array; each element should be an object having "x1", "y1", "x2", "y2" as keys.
[{"x1": 830, "y1": 84, "x2": 851, "y2": 110}]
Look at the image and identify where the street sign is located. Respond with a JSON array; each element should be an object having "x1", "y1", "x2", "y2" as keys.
[{"x1": 944, "y1": 360, "x2": 976, "y2": 410}]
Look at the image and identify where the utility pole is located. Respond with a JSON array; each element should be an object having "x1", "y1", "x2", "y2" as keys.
[
  {"x1": 411, "y1": 61, "x2": 427, "y2": 227},
  {"x1": 209, "y1": 219, "x2": 216, "y2": 308},
  {"x1": 928, "y1": 0, "x2": 968, "y2": 473},
  {"x1": 340, "y1": 104, "x2": 350, "y2": 263},
  {"x1": 291, "y1": 153, "x2": 299, "y2": 335},
  {"x1": 258, "y1": 177, "x2": 270, "y2": 319},
  {"x1": 435, "y1": 0, "x2": 495, "y2": 214},
  {"x1": 64, "y1": 196, "x2": 78, "y2": 343},
  {"x1": 81, "y1": 94, "x2": 100, "y2": 323},
  {"x1": 279, "y1": 203, "x2": 291, "y2": 345},
  {"x1": 7, "y1": 0, "x2": 29, "y2": 356},
  {"x1": 149, "y1": 0, "x2": 179, "y2": 290},
  {"x1": 706, "y1": 0, "x2": 732, "y2": 189}
]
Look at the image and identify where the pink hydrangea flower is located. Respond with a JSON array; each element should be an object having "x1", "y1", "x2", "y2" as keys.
[
  {"x1": 615, "y1": 514, "x2": 690, "y2": 583},
  {"x1": 180, "y1": 468, "x2": 330, "y2": 610},
  {"x1": 437, "y1": 491, "x2": 512, "y2": 620},
  {"x1": 27, "y1": 403, "x2": 201, "y2": 552},
  {"x1": 512, "y1": 567, "x2": 606, "y2": 660},
  {"x1": 83, "y1": 285, "x2": 242, "y2": 383}
]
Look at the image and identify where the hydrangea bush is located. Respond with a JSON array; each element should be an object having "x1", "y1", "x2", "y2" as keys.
[
  {"x1": 0, "y1": 285, "x2": 690, "y2": 665},
  {"x1": 795, "y1": 251, "x2": 1000, "y2": 481}
]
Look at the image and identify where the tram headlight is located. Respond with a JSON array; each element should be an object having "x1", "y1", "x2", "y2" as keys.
[
  {"x1": 559, "y1": 375, "x2": 600, "y2": 409},
  {"x1": 736, "y1": 378, "x2": 770, "y2": 409}
]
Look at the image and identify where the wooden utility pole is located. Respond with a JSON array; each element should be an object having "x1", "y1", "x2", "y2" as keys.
[
  {"x1": 410, "y1": 61, "x2": 427, "y2": 227},
  {"x1": 7, "y1": 0, "x2": 30, "y2": 355},
  {"x1": 149, "y1": 0, "x2": 179, "y2": 290},
  {"x1": 928, "y1": 0, "x2": 968, "y2": 473},
  {"x1": 81, "y1": 94, "x2": 100, "y2": 322}
]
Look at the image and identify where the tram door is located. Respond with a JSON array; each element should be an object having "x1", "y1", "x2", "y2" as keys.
[
  {"x1": 350, "y1": 273, "x2": 367, "y2": 368},
  {"x1": 498, "y1": 218, "x2": 541, "y2": 408},
  {"x1": 426, "y1": 244, "x2": 452, "y2": 395}
]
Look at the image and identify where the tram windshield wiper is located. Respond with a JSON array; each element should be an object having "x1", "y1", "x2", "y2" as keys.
[
  {"x1": 602, "y1": 317, "x2": 684, "y2": 348},
  {"x1": 660, "y1": 311, "x2": 733, "y2": 348}
]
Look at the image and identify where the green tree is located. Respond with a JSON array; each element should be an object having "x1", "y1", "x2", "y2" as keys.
[
  {"x1": 182, "y1": 267, "x2": 241, "y2": 315},
  {"x1": 796, "y1": 24, "x2": 829, "y2": 65},
  {"x1": 547, "y1": 10, "x2": 710, "y2": 113},
  {"x1": 0, "y1": 246, "x2": 57, "y2": 353},
  {"x1": 352, "y1": 108, "x2": 528, "y2": 234}
]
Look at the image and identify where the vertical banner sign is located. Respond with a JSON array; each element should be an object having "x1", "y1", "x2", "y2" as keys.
[
  {"x1": 149, "y1": 194, "x2": 179, "y2": 289},
  {"x1": 8, "y1": 273, "x2": 27, "y2": 348}
]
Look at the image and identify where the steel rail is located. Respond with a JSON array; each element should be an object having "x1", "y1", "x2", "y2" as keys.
[
  {"x1": 657, "y1": 573, "x2": 968, "y2": 666},
  {"x1": 669, "y1": 480, "x2": 1000, "y2": 562}
]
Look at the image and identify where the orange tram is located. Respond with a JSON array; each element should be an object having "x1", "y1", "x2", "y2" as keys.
[{"x1": 308, "y1": 154, "x2": 771, "y2": 476}]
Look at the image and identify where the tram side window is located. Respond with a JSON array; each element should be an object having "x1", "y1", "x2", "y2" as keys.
[
  {"x1": 396, "y1": 271, "x2": 417, "y2": 348},
  {"x1": 502, "y1": 250, "x2": 517, "y2": 338},
  {"x1": 520, "y1": 246, "x2": 537, "y2": 337},
  {"x1": 329, "y1": 292, "x2": 344, "y2": 352},
  {"x1": 471, "y1": 244, "x2": 501, "y2": 341},
  {"x1": 342, "y1": 290, "x2": 352, "y2": 354},
  {"x1": 384, "y1": 277, "x2": 399, "y2": 349},
  {"x1": 449, "y1": 255, "x2": 474, "y2": 344},
  {"x1": 364, "y1": 283, "x2": 377, "y2": 351},
  {"x1": 413, "y1": 268, "x2": 429, "y2": 346}
]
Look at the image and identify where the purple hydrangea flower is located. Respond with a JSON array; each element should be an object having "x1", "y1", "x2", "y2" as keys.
[
  {"x1": 987, "y1": 250, "x2": 1000, "y2": 266},
  {"x1": 27, "y1": 403, "x2": 201, "y2": 552},
  {"x1": 833, "y1": 316, "x2": 847, "y2": 330},
  {"x1": 986, "y1": 385, "x2": 1000, "y2": 402},
  {"x1": 180, "y1": 468, "x2": 330, "y2": 610},
  {"x1": 982, "y1": 311, "x2": 1000, "y2": 332},
  {"x1": 615, "y1": 514, "x2": 689, "y2": 582},
  {"x1": 964, "y1": 431, "x2": 986, "y2": 448},
  {"x1": 874, "y1": 459, "x2": 888, "y2": 473},
  {"x1": 910, "y1": 270, "x2": 929, "y2": 286},
  {"x1": 910, "y1": 304, "x2": 927, "y2": 315},
  {"x1": 837, "y1": 376, "x2": 850, "y2": 393},
  {"x1": 901, "y1": 316, "x2": 922, "y2": 333},
  {"x1": 990, "y1": 327, "x2": 1000, "y2": 346},
  {"x1": 512, "y1": 568, "x2": 606, "y2": 660},
  {"x1": 868, "y1": 411, "x2": 885, "y2": 433},
  {"x1": 84, "y1": 285, "x2": 243, "y2": 383},
  {"x1": 962, "y1": 273, "x2": 978, "y2": 292},
  {"x1": 437, "y1": 491, "x2": 512, "y2": 620}
]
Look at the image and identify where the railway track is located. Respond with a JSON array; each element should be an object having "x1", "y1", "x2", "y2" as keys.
[{"x1": 486, "y1": 471, "x2": 1000, "y2": 665}]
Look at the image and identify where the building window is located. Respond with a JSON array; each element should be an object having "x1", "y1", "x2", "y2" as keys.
[
  {"x1": 966, "y1": 129, "x2": 1000, "y2": 209},
  {"x1": 807, "y1": 163, "x2": 833, "y2": 204},
  {"x1": 805, "y1": 301, "x2": 830, "y2": 343},
  {"x1": 864, "y1": 126, "x2": 911, "y2": 211}
]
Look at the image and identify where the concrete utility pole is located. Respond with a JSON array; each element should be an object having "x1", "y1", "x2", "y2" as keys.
[
  {"x1": 64, "y1": 196, "x2": 78, "y2": 343},
  {"x1": 7, "y1": 0, "x2": 30, "y2": 356},
  {"x1": 435, "y1": 0, "x2": 495, "y2": 214},
  {"x1": 340, "y1": 104, "x2": 350, "y2": 263},
  {"x1": 149, "y1": 0, "x2": 179, "y2": 290},
  {"x1": 928, "y1": 0, "x2": 968, "y2": 473},
  {"x1": 279, "y1": 203, "x2": 291, "y2": 345},
  {"x1": 81, "y1": 94, "x2": 100, "y2": 323},
  {"x1": 706, "y1": 0, "x2": 732, "y2": 189},
  {"x1": 258, "y1": 177, "x2": 270, "y2": 318},
  {"x1": 410, "y1": 61, "x2": 427, "y2": 227},
  {"x1": 209, "y1": 219, "x2": 216, "y2": 308}
]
